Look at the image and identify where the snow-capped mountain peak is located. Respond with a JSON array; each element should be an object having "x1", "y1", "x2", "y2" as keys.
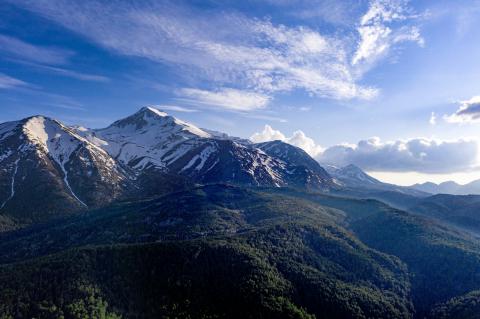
[
  {"x1": 144, "y1": 106, "x2": 168, "y2": 117},
  {"x1": 325, "y1": 164, "x2": 383, "y2": 187},
  {"x1": 77, "y1": 107, "x2": 212, "y2": 170},
  {"x1": 0, "y1": 115, "x2": 131, "y2": 219},
  {"x1": 105, "y1": 106, "x2": 210, "y2": 138},
  {"x1": 337, "y1": 164, "x2": 379, "y2": 184},
  {"x1": 24, "y1": 116, "x2": 86, "y2": 155}
]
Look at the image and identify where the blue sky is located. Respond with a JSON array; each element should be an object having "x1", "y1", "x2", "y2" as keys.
[{"x1": 1, "y1": 0, "x2": 480, "y2": 185}]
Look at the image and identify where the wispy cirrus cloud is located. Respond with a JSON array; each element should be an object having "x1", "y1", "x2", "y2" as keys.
[
  {"x1": 7, "y1": 0, "x2": 424, "y2": 113},
  {"x1": 0, "y1": 35, "x2": 109, "y2": 82},
  {"x1": 148, "y1": 105, "x2": 198, "y2": 113},
  {"x1": 178, "y1": 88, "x2": 271, "y2": 111},
  {"x1": 0, "y1": 34, "x2": 73, "y2": 65},
  {"x1": 28, "y1": 64, "x2": 110, "y2": 83},
  {"x1": 7, "y1": 0, "x2": 422, "y2": 106},
  {"x1": 352, "y1": 0, "x2": 424, "y2": 69},
  {"x1": 0, "y1": 73, "x2": 29, "y2": 89},
  {"x1": 444, "y1": 96, "x2": 480, "y2": 124}
]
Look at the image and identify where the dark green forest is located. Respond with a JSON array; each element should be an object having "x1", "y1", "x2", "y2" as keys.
[{"x1": 1, "y1": 185, "x2": 480, "y2": 318}]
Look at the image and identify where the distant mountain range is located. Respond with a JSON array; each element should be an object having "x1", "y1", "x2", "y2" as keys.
[
  {"x1": 411, "y1": 180, "x2": 480, "y2": 195},
  {"x1": 325, "y1": 164, "x2": 427, "y2": 197},
  {"x1": 327, "y1": 162, "x2": 480, "y2": 196}
]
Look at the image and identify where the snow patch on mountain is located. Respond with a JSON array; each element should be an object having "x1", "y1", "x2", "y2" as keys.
[
  {"x1": 0, "y1": 159, "x2": 19, "y2": 210},
  {"x1": 181, "y1": 144, "x2": 217, "y2": 172},
  {"x1": 23, "y1": 116, "x2": 91, "y2": 206}
]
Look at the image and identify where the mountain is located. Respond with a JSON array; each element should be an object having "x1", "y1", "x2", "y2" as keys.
[
  {"x1": 326, "y1": 164, "x2": 427, "y2": 197},
  {"x1": 411, "y1": 180, "x2": 480, "y2": 195},
  {"x1": 0, "y1": 107, "x2": 334, "y2": 226},
  {"x1": 408, "y1": 194, "x2": 480, "y2": 234},
  {"x1": 79, "y1": 107, "x2": 212, "y2": 170},
  {"x1": 463, "y1": 180, "x2": 480, "y2": 195},
  {"x1": 78, "y1": 107, "x2": 334, "y2": 190},
  {"x1": 255, "y1": 140, "x2": 334, "y2": 189},
  {"x1": 0, "y1": 116, "x2": 131, "y2": 224},
  {"x1": 326, "y1": 164, "x2": 383, "y2": 188},
  {"x1": 411, "y1": 182, "x2": 445, "y2": 194},
  {"x1": 411, "y1": 181, "x2": 462, "y2": 194}
]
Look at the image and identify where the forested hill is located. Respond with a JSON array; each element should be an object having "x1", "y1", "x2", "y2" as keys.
[{"x1": 0, "y1": 185, "x2": 479, "y2": 318}]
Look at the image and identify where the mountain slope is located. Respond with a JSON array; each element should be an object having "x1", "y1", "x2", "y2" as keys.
[
  {"x1": 408, "y1": 194, "x2": 480, "y2": 234},
  {"x1": 326, "y1": 164, "x2": 383, "y2": 188},
  {"x1": 256, "y1": 140, "x2": 333, "y2": 189},
  {"x1": 264, "y1": 187, "x2": 480, "y2": 318},
  {"x1": 0, "y1": 116, "x2": 131, "y2": 223},
  {"x1": 325, "y1": 165, "x2": 428, "y2": 208},
  {"x1": 327, "y1": 164, "x2": 424, "y2": 194},
  {"x1": 0, "y1": 185, "x2": 413, "y2": 319},
  {"x1": 3, "y1": 184, "x2": 480, "y2": 318}
]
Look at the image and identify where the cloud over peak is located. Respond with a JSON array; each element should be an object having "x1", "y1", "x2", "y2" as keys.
[{"x1": 250, "y1": 125, "x2": 324, "y2": 157}]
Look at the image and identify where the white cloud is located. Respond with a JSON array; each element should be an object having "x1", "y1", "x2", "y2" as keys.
[
  {"x1": 29, "y1": 64, "x2": 109, "y2": 83},
  {"x1": 352, "y1": 0, "x2": 424, "y2": 68},
  {"x1": 429, "y1": 112, "x2": 436, "y2": 125},
  {"x1": 148, "y1": 105, "x2": 198, "y2": 113},
  {"x1": 287, "y1": 130, "x2": 325, "y2": 156},
  {"x1": 178, "y1": 88, "x2": 270, "y2": 111},
  {"x1": 0, "y1": 34, "x2": 73, "y2": 65},
  {"x1": 250, "y1": 125, "x2": 286, "y2": 143},
  {"x1": 250, "y1": 125, "x2": 323, "y2": 156},
  {"x1": 291, "y1": 0, "x2": 363, "y2": 27},
  {"x1": 317, "y1": 137, "x2": 479, "y2": 173},
  {"x1": 0, "y1": 73, "x2": 28, "y2": 89},
  {"x1": 7, "y1": 0, "x2": 422, "y2": 103},
  {"x1": 250, "y1": 123, "x2": 480, "y2": 174},
  {"x1": 444, "y1": 96, "x2": 480, "y2": 124},
  {"x1": 0, "y1": 35, "x2": 109, "y2": 82}
]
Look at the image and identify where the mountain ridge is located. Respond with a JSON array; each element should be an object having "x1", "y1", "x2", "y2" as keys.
[
  {"x1": 411, "y1": 180, "x2": 480, "y2": 195},
  {"x1": 0, "y1": 107, "x2": 334, "y2": 225}
]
